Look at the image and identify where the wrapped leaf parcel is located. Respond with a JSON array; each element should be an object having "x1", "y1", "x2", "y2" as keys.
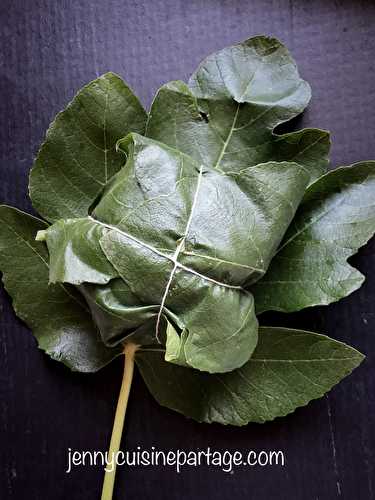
[{"x1": 1, "y1": 37, "x2": 374, "y2": 428}]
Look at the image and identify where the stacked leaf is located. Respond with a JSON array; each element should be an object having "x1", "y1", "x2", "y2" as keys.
[{"x1": 0, "y1": 36, "x2": 373, "y2": 425}]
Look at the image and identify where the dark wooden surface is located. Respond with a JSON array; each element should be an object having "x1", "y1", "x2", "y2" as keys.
[{"x1": 1, "y1": 1, "x2": 375, "y2": 499}]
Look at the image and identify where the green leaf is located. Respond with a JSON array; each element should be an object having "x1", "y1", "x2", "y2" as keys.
[
  {"x1": 70, "y1": 133, "x2": 260, "y2": 373},
  {"x1": 103, "y1": 232, "x2": 258, "y2": 374},
  {"x1": 147, "y1": 37, "x2": 329, "y2": 182},
  {"x1": 0, "y1": 205, "x2": 120, "y2": 371},
  {"x1": 81, "y1": 281, "x2": 186, "y2": 349},
  {"x1": 253, "y1": 162, "x2": 375, "y2": 313},
  {"x1": 136, "y1": 327, "x2": 364, "y2": 425},
  {"x1": 95, "y1": 133, "x2": 309, "y2": 286},
  {"x1": 79, "y1": 279, "x2": 160, "y2": 346},
  {"x1": 29, "y1": 72, "x2": 147, "y2": 223},
  {"x1": 37, "y1": 218, "x2": 118, "y2": 285},
  {"x1": 53, "y1": 132, "x2": 307, "y2": 374}
]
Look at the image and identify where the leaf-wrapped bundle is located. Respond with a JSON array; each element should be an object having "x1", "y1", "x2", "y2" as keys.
[
  {"x1": 39, "y1": 133, "x2": 310, "y2": 373},
  {"x1": 1, "y1": 36, "x2": 373, "y2": 427}
]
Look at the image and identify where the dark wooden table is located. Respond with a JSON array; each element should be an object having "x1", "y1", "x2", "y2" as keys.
[{"x1": 1, "y1": 1, "x2": 374, "y2": 498}]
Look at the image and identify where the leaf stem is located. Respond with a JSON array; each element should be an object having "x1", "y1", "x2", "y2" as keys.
[{"x1": 101, "y1": 343, "x2": 138, "y2": 500}]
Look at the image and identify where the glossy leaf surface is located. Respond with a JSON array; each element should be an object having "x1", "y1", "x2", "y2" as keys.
[
  {"x1": 147, "y1": 37, "x2": 329, "y2": 183},
  {"x1": 137, "y1": 327, "x2": 364, "y2": 425},
  {"x1": 253, "y1": 162, "x2": 375, "y2": 312},
  {"x1": 0, "y1": 206, "x2": 120, "y2": 371},
  {"x1": 43, "y1": 133, "x2": 309, "y2": 373},
  {"x1": 29, "y1": 72, "x2": 147, "y2": 222}
]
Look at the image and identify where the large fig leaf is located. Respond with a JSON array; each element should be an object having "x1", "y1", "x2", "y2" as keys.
[
  {"x1": 253, "y1": 162, "x2": 375, "y2": 313},
  {"x1": 146, "y1": 37, "x2": 329, "y2": 182},
  {"x1": 136, "y1": 327, "x2": 364, "y2": 425},
  {"x1": 42, "y1": 133, "x2": 309, "y2": 373},
  {"x1": 29, "y1": 72, "x2": 147, "y2": 222},
  {"x1": 0, "y1": 205, "x2": 120, "y2": 371}
]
